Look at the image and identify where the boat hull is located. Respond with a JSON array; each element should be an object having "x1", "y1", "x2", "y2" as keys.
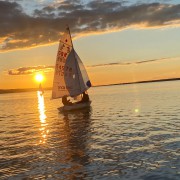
[{"x1": 58, "y1": 101, "x2": 91, "y2": 111}]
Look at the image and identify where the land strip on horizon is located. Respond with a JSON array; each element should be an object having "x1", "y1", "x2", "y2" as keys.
[{"x1": 0, "y1": 78, "x2": 180, "y2": 94}]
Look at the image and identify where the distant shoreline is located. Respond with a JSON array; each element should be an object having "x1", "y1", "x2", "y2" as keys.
[
  {"x1": 0, "y1": 88, "x2": 52, "y2": 94},
  {"x1": 0, "y1": 78, "x2": 180, "y2": 94}
]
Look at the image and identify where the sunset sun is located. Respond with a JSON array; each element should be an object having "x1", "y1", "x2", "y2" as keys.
[{"x1": 35, "y1": 74, "x2": 44, "y2": 83}]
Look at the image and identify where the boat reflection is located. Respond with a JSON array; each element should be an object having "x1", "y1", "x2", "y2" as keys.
[
  {"x1": 37, "y1": 91, "x2": 48, "y2": 144},
  {"x1": 59, "y1": 107, "x2": 92, "y2": 178}
]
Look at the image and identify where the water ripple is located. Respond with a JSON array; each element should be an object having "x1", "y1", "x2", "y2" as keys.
[{"x1": 0, "y1": 83, "x2": 180, "y2": 179}]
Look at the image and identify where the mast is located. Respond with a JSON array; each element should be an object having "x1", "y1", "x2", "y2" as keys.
[{"x1": 67, "y1": 25, "x2": 83, "y2": 94}]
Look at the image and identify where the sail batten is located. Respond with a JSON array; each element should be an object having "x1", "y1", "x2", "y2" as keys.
[{"x1": 51, "y1": 27, "x2": 91, "y2": 99}]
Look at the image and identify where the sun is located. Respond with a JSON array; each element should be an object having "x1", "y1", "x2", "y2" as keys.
[{"x1": 35, "y1": 74, "x2": 44, "y2": 83}]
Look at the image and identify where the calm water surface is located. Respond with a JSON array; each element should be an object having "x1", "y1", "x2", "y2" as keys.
[{"x1": 0, "y1": 81, "x2": 180, "y2": 179}]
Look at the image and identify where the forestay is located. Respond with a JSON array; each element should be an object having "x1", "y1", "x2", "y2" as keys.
[{"x1": 52, "y1": 27, "x2": 91, "y2": 99}]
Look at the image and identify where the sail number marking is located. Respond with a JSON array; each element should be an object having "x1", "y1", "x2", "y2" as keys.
[
  {"x1": 59, "y1": 43, "x2": 71, "y2": 53},
  {"x1": 57, "y1": 44, "x2": 71, "y2": 63},
  {"x1": 58, "y1": 86, "x2": 72, "y2": 90},
  {"x1": 55, "y1": 64, "x2": 73, "y2": 77}
]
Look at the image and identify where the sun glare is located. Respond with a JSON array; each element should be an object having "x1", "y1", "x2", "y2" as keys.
[
  {"x1": 35, "y1": 74, "x2": 44, "y2": 83},
  {"x1": 134, "y1": 108, "x2": 139, "y2": 113}
]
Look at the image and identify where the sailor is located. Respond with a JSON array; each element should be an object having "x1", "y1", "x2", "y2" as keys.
[
  {"x1": 62, "y1": 95, "x2": 73, "y2": 106},
  {"x1": 80, "y1": 91, "x2": 89, "y2": 103}
]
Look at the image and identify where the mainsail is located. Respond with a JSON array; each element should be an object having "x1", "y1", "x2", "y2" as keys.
[{"x1": 52, "y1": 27, "x2": 91, "y2": 99}]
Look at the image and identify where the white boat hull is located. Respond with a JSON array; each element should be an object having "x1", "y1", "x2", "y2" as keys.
[{"x1": 58, "y1": 101, "x2": 91, "y2": 111}]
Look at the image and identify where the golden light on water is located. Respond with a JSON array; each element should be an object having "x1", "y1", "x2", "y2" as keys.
[
  {"x1": 35, "y1": 74, "x2": 44, "y2": 83},
  {"x1": 37, "y1": 91, "x2": 48, "y2": 144},
  {"x1": 134, "y1": 108, "x2": 139, "y2": 113}
]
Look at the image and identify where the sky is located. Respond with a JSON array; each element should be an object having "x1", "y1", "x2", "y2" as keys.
[{"x1": 0, "y1": 0, "x2": 180, "y2": 89}]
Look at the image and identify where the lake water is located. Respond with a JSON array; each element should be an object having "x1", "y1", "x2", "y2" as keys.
[{"x1": 0, "y1": 81, "x2": 179, "y2": 180}]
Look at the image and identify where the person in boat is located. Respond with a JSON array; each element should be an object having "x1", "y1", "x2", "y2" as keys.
[
  {"x1": 62, "y1": 95, "x2": 73, "y2": 106},
  {"x1": 81, "y1": 91, "x2": 89, "y2": 103},
  {"x1": 76, "y1": 91, "x2": 89, "y2": 104}
]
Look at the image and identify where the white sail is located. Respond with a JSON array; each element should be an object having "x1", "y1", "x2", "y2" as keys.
[
  {"x1": 52, "y1": 27, "x2": 91, "y2": 99},
  {"x1": 39, "y1": 83, "x2": 44, "y2": 94},
  {"x1": 74, "y1": 51, "x2": 91, "y2": 91},
  {"x1": 52, "y1": 27, "x2": 73, "y2": 99}
]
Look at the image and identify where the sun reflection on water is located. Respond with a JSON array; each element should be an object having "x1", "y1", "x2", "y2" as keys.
[{"x1": 37, "y1": 91, "x2": 48, "y2": 144}]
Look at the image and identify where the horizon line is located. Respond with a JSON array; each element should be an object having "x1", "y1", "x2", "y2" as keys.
[{"x1": 1, "y1": 77, "x2": 180, "y2": 94}]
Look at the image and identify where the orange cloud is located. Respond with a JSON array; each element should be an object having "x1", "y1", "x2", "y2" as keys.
[{"x1": 8, "y1": 65, "x2": 54, "y2": 75}]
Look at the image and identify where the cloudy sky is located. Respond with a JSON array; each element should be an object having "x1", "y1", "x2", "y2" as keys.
[{"x1": 1, "y1": 0, "x2": 180, "y2": 89}]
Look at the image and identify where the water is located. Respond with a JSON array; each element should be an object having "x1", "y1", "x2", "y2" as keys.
[{"x1": 0, "y1": 81, "x2": 179, "y2": 180}]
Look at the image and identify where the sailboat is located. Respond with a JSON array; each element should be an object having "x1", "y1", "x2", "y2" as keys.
[
  {"x1": 39, "y1": 83, "x2": 44, "y2": 95},
  {"x1": 51, "y1": 27, "x2": 92, "y2": 111}
]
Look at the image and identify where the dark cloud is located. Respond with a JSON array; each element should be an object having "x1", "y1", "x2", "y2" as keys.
[
  {"x1": 88, "y1": 1, "x2": 123, "y2": 10},
  {"x1": 34, "y1": 6, "x2": 56, "y2": 18},
  {"x1": 88, "y1": 58, "x2": 169, "y2": 67},
  {"x1": 1, "y1": 1, "x2": 180, "y2": 51},
  {"x1": 8, "y1": 65, "x2": 54, "y2": 75},
  {"x1": 57, "y1": 0, "x2": 83, "y2": 12}
]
